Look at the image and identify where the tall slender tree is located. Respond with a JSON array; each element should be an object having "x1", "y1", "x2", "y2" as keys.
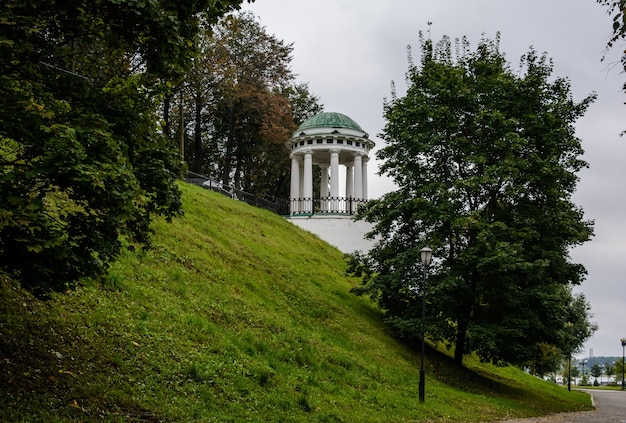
[{"x1": 347, "y1": 34, "x2": 596, "y2": 367}]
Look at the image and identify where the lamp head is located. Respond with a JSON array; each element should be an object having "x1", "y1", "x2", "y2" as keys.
[{"x1": 420, "y1": 246, "x2": 433, "y2": 267}]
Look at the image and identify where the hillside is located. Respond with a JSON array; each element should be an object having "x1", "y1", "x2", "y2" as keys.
[{"x1": 0, "y1": 182, "x2": 592, "y2": 422}]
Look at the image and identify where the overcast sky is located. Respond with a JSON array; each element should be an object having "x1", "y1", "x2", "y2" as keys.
[{"x1": 243, "y1": 0, "x2": 626, "y2": 359}]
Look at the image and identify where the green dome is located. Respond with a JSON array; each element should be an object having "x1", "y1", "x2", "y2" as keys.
[{"x1": 297, "y1": 112, "x2": 364, "y2": 132}]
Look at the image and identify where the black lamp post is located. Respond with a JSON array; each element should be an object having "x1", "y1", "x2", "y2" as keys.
[
  {"x1": 620, "y1": 338, "x2": 626, "y2": 391},
  {"x1": 567, "y1": 353, "x2": 571, "y2": 391},
  {"x1": 418, "y1": 246, "x2": 433, "y2": 403},
  {"x1": 566, "y1": 322, "x2": 573, "y2": 391},
  {"x1": 581, "y1": 359, "x2": 587, "y2": 385}
]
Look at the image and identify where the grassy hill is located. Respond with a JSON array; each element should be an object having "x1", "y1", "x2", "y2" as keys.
[{"x1": 1, "y1": 182, "x2": 592, "y2": 422}]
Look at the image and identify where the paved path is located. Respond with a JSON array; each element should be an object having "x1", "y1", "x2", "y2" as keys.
[{"x1": 496, "y1": 390, "x2": 626, "y2": 423}]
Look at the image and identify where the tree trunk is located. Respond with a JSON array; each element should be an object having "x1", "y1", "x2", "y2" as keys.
[
  {"x1": 221, "y1": 131, "x2": 234, "y2": 187},
  {"x1": 221, "y1": 108, "x2": 236, "y2": 187},
  {"x1": 454, "y1": 317, "x2": 469, "y2": 366},
  {"x1": 454, "y1": 271, "x2": 478, "y2": 367},
  {"x1": 234, "y1": 143, "x2": 243, "y2": 190},
  {"x1": 163, "y1": 94, "x2": 171, "y2": 139},
  {"x1": 193, "y1": 95, "x2": 203, "y2": 173}
]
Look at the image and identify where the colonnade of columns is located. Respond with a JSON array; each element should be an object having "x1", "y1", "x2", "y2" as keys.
[{"x1": 289, "y1": 149, "x2": 369, "y2": 214}]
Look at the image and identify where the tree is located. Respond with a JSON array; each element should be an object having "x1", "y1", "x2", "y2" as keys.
[
  {"x1": 181, "y1": 12, "x2": 321, "y2": 198},
  {"x1": 0, "y1": 0, "x2": 248, "y2": 295},
  {"x1": 591, "y1": 363, "x2": 603, "y2": 382},
  {"x1": 347, "y1": 34, "x2": 596, "y2": 367},
  {"x1": 597, "y1": 0, "x2": 626, "y2": 133},
  {"x1": 283, "y1": 82, "x2": 324, "y2": 128},
  {"x1": 597, "y1": 0, "x2": 626, "y2": 51},
  {"x1": 562, "y1": 293, "x2": 598, "y2": 357},
  {"x1": 605, "y1": 362, "x2": 615, "y2": 383},
  {"x1": 615, "y1": 359, "x2": 625, "y2": 382},
  {"x1": 562, "y1": 360, "x2": 580, "y2": 384}
]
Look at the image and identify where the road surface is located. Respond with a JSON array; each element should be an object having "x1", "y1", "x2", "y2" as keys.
[{"x1": 496, "y1": 390, "x2": 626, "y2": 423}]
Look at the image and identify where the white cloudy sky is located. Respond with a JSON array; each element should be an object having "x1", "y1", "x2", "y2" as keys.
[{"x1": 242, "y1": 0, "x2": 626, "y2": 359}]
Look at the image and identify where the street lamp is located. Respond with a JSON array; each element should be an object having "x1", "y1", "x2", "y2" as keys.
[
  {"x1": 581, "y1": 359, "x2": 587, "y2": 386},
  {"x1": 567, "y1": 355, "x2": 571, "y2": 391},
  {"x1": 566, "y1": 322, "x2": 573, "y2": 391},
  {"x1": 620, "y1": 338, "x2": 626, "y2": 391},
  {"x1": 419, "y1": 246, "x2": 433, "y2": 403}
]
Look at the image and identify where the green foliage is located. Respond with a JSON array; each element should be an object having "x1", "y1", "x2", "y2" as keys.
[
  {"x1": 349, "y1": 33, "x2": 596, "y2": 367},
  {"x1": 605, "y1": 362, "x2": 615, "y2": 379},
  {"x1": 597, "y1": 0, "x2": 626, "y2": 50},
  {"x1": 284, "y1": 82, "x2": 325, "y2": 126},
  {"x1": 615, "y1": 358, "x2": 625, "y2": 378},
  {"x1": 564, "y1": 362, "x2": 581, "y2": 382},
  {"x1": 178, "y1": 12, "x2": 322, "y2": 198},
  {"x1": 562, "y1": 295, "x2": 598, "y2": 357},
  {"x1": 0, "y1": 0, "x2": 248, "y2": 294},
  {"x1": 0, "y1": 183, "x2": 593, "y2": 422},
  {"x1": 597, "y1": 0, "x2": 626, "y2": 133},
  {"x1": 591, "y1": 364, "x2": 603, "y2": 378}
]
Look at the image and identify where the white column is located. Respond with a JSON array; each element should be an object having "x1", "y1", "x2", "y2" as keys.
[
  {"x1": 320, "y1": 165, "x2": 329, "y2": 198},
  {"x1": 299, "y1": 161, "x2": 304, "y2": 203},
  {"x1": 353, "y1": 153, "x2": 363, "y2": 200},
  {"x1": 345, "y1": 164, "x2": 353, "y2": 199},
  {"x1": 320, "y1": 165, "x2": 329, "y2": 211},
  {"x1": 330, "y1": 149, "x2": 340, "y2": 198},
  {"x1": 362, "y1": 156, "x2": 369, "y2": 200},
  {"x1": 290, "y1": 155, "x2": 300, "y2": 214},
  {"x1": 303, "y1": 150, "x2": 313, "y2": 213}
]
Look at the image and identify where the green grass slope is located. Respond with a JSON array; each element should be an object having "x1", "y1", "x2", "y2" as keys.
[{"x1": 1, "y1": 183, "x2": 592, "y2": 422}]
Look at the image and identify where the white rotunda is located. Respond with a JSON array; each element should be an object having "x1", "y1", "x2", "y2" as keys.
[{"x1": 286, "y1": 112, "x2": 375, "y2": 215}]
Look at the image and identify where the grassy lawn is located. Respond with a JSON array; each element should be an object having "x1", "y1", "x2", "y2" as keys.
[{"x1": 0, "y1": 182, "x2": 592, "y2": 422}]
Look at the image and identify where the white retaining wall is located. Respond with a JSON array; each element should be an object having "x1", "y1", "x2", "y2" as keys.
[{"x1": 287, "y1": 215, "x2": 376, "y2": 254}]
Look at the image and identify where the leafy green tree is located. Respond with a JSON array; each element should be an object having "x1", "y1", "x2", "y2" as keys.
[
  {"x1": 591, "y1": 363, "x2": 603, "y2": 384},
  {"x1": 615, "y1": 359, "x2": 625, "y2": 383},
  {"x1": 530, "y1": 343, "x2": 562, "y2": 377},
  {"x1": 347, "y1": 34, "x2": 596, "y2": 367},
  {"x1": 181, "y1": 12, "x2": 321, "y2": 198},
  {"x1": 605, "y1": 362, "x2": 615, "y2": 382},
  {"x1": 591, "y1": 363, "x2": 603, "y2": 377},
  {"x1": 283, "y1": 82, "x2": 324, "y2": 127},
  {"x1": 0, "y1": 0, "x2": 247, "y2": 295},
  {"x1": 561, "y1": 356, "x2": 579, "y2": 386},
  {"x1": 282, "y1": 82, "x2": 325, "y2": 198},
  {"x1": 550, "y1": 294, "x2": 597, "y2": 385},
  {"x1": 561, "y1": 293, "x2": 598, "y2": 357},
  {"x1": 580, "y1": 374, "x2": 590, "y2": 386}
]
